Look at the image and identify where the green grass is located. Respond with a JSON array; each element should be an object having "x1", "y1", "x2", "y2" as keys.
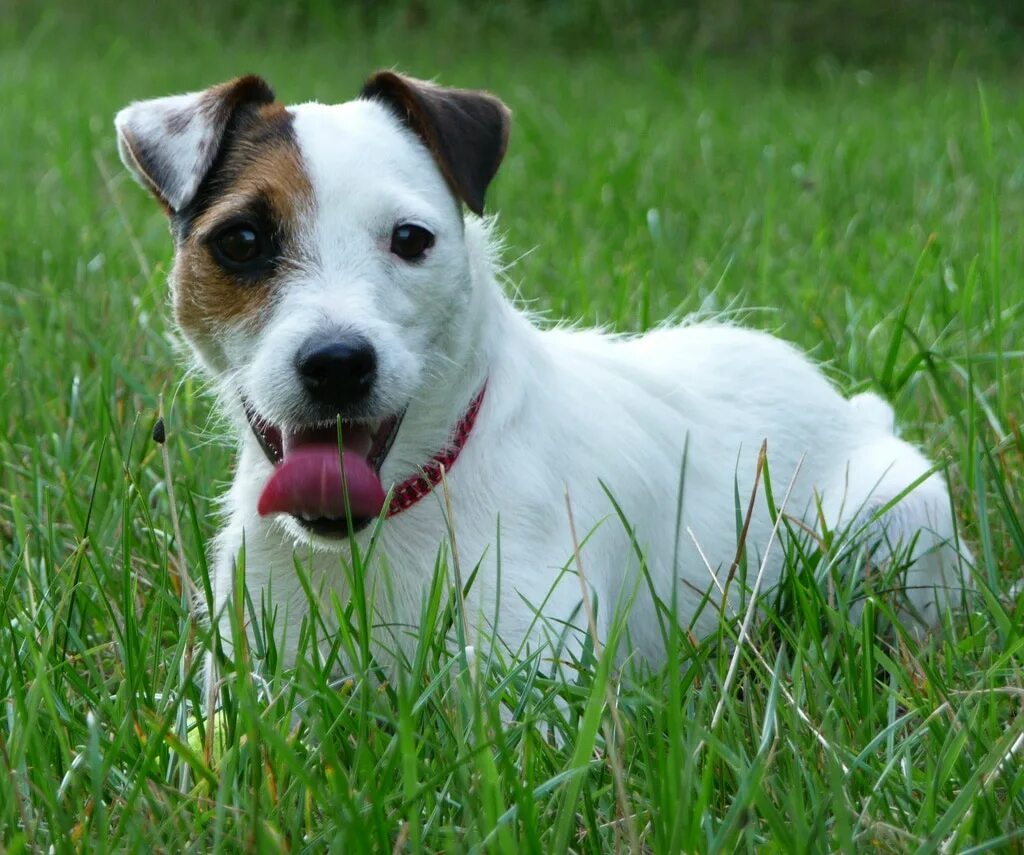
[{"x1": 2, "y1": 4, "x2": 1024, "y2": 852}]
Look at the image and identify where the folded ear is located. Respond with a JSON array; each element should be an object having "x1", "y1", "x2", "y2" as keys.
[
  {"x1": 360, "y1": 71, "x2": 510, "y2": 216},
  {"x1": 114, "y1": 75, "x2": 276, "y2": 212}
]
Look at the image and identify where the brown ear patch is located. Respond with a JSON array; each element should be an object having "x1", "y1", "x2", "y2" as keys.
[
  {"x1": 360, "y1": 71, "x2": 510, "y2": 215},
  {"x1": 163, "y1": 76, "x2": 275, "y2": 145},
  {"x1": 117, "y1": 75, "x2": 276, "y2": 213},
  {"x1": 170, "y1": 102, "x2": 314, "y2": 361}
]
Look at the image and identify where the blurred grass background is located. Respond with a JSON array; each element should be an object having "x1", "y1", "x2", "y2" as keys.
[{"x1": 2, "y1": 1, "x2": 1023, "y2": 850}]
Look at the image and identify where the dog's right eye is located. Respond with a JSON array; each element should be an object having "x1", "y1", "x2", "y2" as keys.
[
  {"x1": 390, "y1": 224, "x2": 435, "y2": 262},
  {"x1": 210, "y1": 223, "x2": 267, "y2": 271}
]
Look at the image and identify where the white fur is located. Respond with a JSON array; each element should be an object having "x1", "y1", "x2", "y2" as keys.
[{"x1": 147, "y1": 96, "x2": 971, "y2": 671}]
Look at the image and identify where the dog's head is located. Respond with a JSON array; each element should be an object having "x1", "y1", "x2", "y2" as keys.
[{"x1": 116, "y1": 72, "x2": 510, "y2": 540}]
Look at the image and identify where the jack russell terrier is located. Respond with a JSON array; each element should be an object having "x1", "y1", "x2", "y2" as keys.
[{"x1": 115, "y1": 72, "x2": 971, "y2": 675}]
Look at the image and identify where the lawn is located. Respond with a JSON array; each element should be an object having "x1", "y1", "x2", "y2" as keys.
[{"x1": 1, "y1": 2, "x2": 1023, "y2": 851}]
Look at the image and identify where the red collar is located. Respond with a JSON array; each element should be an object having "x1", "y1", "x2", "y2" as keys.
[{"x1": 387, "y1": 383, "x2": 487, "y2": 517}]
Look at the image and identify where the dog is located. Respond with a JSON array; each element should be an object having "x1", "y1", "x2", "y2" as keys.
[{"x1": 115, "y1": 72, "x2": 971, "y2": 677}]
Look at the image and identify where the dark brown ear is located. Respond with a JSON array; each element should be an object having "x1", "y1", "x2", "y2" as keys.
[
  {"x1": 360, "y1": 71, "x2": 510, "y2": 216},
  {"x1": 115, "y1": 75, "x2": 276, "y2": 212}
]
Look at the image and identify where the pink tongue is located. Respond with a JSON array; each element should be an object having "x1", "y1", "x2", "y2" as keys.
[{"x1": 257, "y1": 444, "x2": 386, "y2": 520}]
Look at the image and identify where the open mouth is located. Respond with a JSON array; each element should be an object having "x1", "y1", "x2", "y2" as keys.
[{"x1": 244, "y1": 403, "x2": 402, "y2": 538}]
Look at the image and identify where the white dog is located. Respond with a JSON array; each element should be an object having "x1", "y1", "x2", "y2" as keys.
[{"x1": 115, "y1": 72, "x2": 970, "y2": 674}]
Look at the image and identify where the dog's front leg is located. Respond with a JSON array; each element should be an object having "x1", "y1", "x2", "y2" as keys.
[{"x1": 201, "y1": 484, "x2": 318, "y2": 691}]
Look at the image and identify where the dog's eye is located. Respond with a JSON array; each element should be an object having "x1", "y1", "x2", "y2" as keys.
[
  {"x1": 390, "y1": 224, "x2": 434, "y2": 261},
  {"x1": 211, "y1": 223, "x2": 266, "y2": 270}
]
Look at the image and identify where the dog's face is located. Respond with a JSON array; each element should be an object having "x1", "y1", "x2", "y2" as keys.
[{"x1": 116, "y1": 73, "x2": 509, "y2": 540}]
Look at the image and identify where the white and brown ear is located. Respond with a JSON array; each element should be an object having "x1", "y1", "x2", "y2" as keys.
[
  {"x1": 360, "y1": 71, "x2": 511, "y2": 216},
  {"x1": 114, "y1": 75, "x2": 275, "y2": 212}
]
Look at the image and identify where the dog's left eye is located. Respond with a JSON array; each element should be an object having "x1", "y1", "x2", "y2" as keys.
[
  {"x1": 390, "y1": 224, "x2": 435, "y2": 261},
  {"x1": 210, "y1": 223, "x2": 267, "y2": 270}
]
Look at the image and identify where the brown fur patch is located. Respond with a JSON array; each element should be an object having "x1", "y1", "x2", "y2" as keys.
[{"x1": 170, "y1": 102, "x2": 313, "y2": 358}]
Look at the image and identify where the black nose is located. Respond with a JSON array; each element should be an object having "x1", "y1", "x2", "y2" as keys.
[{"x1": 296, "y1": 336, "x2": 377, "y2": 408}]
